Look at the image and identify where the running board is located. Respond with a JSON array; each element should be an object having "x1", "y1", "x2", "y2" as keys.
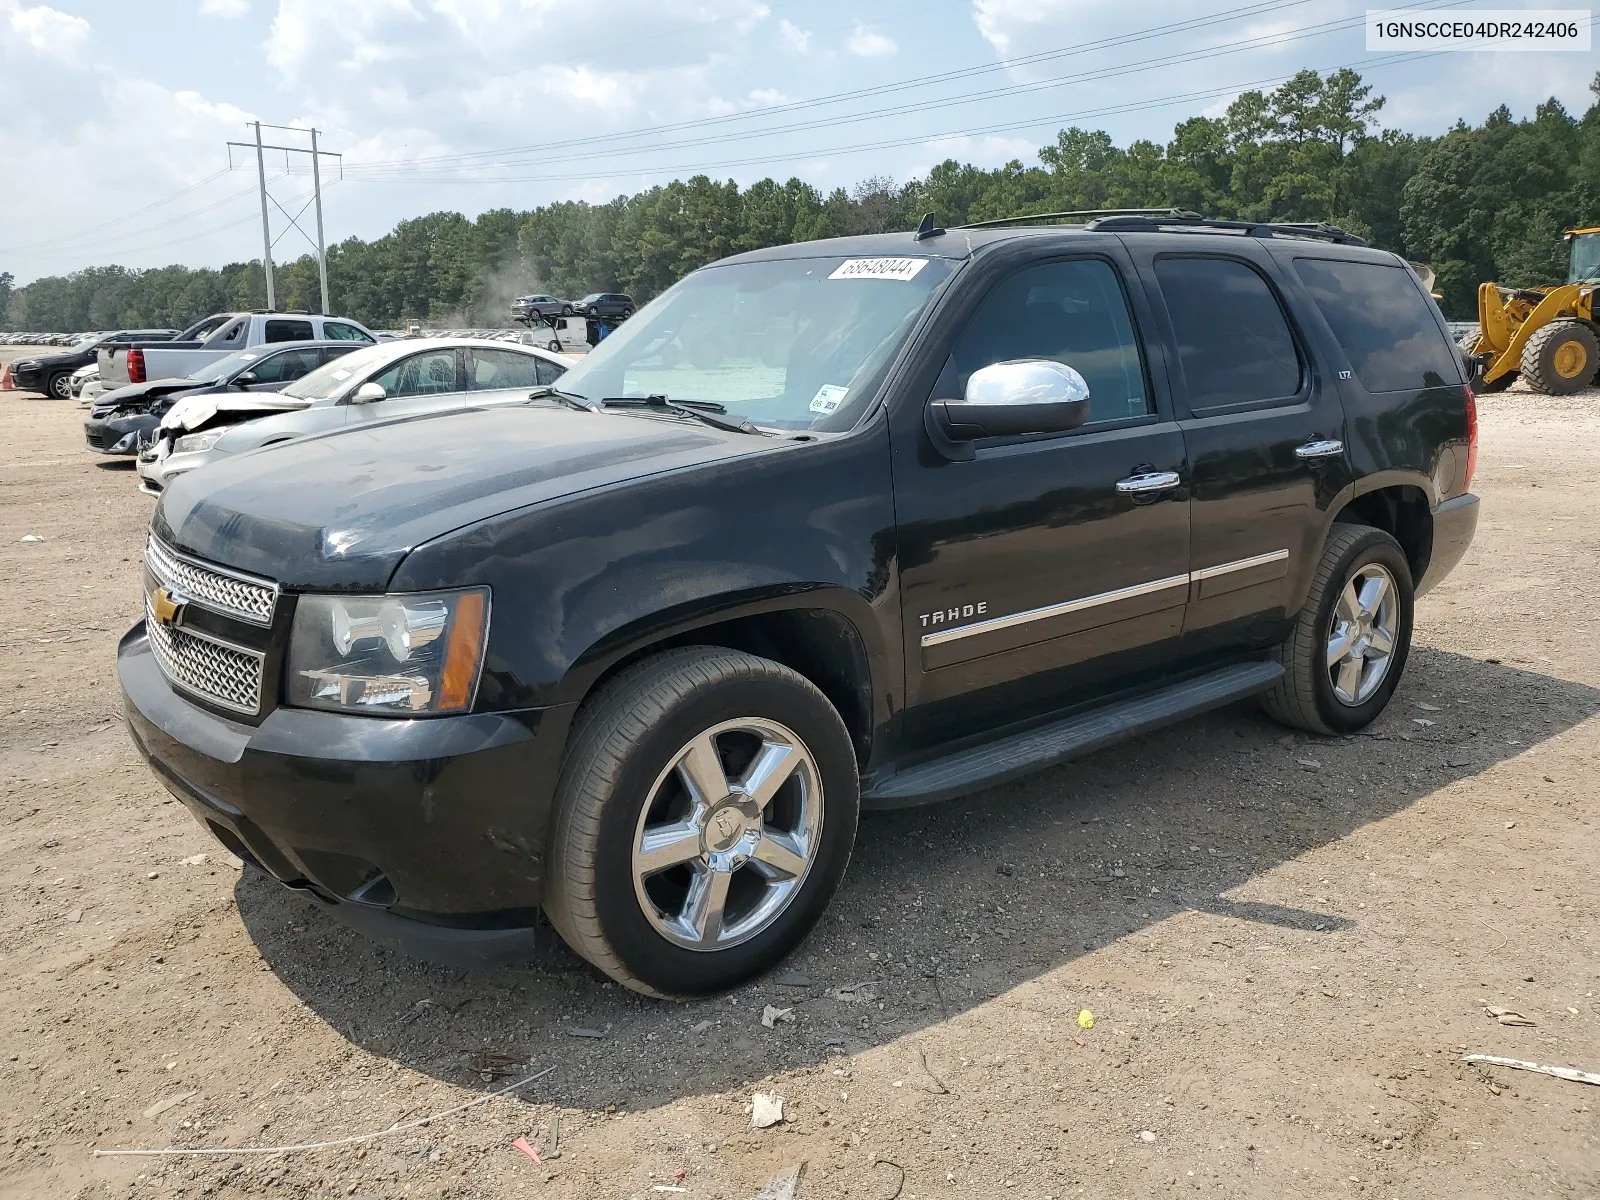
[{"x1": 861, "y1": 660, "x2": 1283, "y2": 809}]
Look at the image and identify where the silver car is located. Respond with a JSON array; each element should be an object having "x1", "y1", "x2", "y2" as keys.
[{"x1": 138, "y1": 337, "x2": 570, "y2": 494}]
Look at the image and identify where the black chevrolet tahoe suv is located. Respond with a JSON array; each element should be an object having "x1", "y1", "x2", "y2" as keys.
[{"x1": 119, "y1": 214, "x2": 1479, "y2": 998}]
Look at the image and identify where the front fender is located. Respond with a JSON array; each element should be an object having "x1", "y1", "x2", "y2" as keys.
[{"x1": 390, "y1": 418, "x2": 902, "y2": 721}]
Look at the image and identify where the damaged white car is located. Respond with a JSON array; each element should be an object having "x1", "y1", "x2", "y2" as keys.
[{"x1": 137, "y1": 337, "x2": 570, "y2": 494}]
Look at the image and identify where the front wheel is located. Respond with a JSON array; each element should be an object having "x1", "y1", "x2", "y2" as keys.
[
  {"x1": 543, "y1": 647, "x2": 859, "y2": 997},
  {"x1": 48, "y1": 372, "x2": 73, "y2": 399},
  {"x1": 1261, "y1": 524, "x2": 1414, "y2": 735}
]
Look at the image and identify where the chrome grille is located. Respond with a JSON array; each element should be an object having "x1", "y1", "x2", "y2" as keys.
[
  {"x1": 144, "y1": 595, "x2": 264, "y2": 715},
  {"x1": 145, "y1": 536, "x2": 278, "y2": 625}
]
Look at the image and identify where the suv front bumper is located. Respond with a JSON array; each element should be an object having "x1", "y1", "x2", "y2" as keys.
[{"x1": 118, "y1": 621, "x2": 572, "y2": 967}]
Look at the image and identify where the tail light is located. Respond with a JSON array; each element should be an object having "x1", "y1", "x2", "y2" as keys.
[
  {"x1": 127, "y1": 348, "x2": 145, "y2": 384},
  {"x1": 1463, "y1": 383, "x2": 1478, "y2": 491}
]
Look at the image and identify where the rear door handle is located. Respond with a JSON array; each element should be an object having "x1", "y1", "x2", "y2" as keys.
[
  {"x1": 1294, "y1": 439, "x2": 1344, "y2": 459},
  {"x1": 1116, "y1": 470, "x2": 1182, "y2": 494}
]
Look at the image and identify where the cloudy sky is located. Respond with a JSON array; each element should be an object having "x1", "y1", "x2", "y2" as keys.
[{"x1": 1, "y1": 0, "x2": 1593, "y2": 283}]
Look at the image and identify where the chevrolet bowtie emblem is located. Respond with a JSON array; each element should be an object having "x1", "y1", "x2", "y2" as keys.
[{"x1": 150, "y1": 586, "x2": 185, "y2": 627}]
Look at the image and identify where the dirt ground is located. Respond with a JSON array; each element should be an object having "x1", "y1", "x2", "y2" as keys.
[{"x1": 1, "y1": 347, "x2": 1596, "y2": 1200}]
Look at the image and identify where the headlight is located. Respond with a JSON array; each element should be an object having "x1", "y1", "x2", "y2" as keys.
[
  {"x1": 172, "y1": 431, "x2": 223, "y2": 454},
  {"x1": 287, "y1": 588, "x2": 490, "y2": 715}
]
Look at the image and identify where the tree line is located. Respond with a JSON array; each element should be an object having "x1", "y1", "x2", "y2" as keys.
[{"x1": 6, "y1": 68, "x2": 1598, "y2": 331}]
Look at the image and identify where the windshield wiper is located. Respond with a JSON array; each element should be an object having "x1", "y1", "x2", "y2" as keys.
[
  {"x1": 527, "y1": 385, "x2": 599, "y2": 412},
  {"x1": 601, "y1": 394, "x2": 765, "y2": 435}
]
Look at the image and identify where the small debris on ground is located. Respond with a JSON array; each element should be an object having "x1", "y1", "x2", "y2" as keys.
[
  {"x1": 751, "y1": 1092, "x2": 785, "y2": 1129},
  {"x1": 688, "y1": 1019, "x2": 713, "y2": 1034},
  {"x1": 510, "y1": 1135, "x2": 541, "y2": 1164},
  {"x1": 19, "y1": 534, "x2": 43, "y2": 543},
  {"x1": 762, "y1": 1005, "x2": 795, "y2": 1028},
  {"x1": 773, "y1": 969, "x2": 811, "y2": 987},
  {"x1": 1464, "y1": 1054, "x2": 1600, "y2": 1086},
  {"x1": 181, "y1": 853, "x2": 208, "y2": 866},
  {"x1": 751, "y1": 1162, "x2": 806, "y2": 1200},
  {"x1": 141, "y1": 1091, "x2": 196, "y2": 1120},
  {"x1": 1486, "y1": 1006, "x2": 1536, "y2": 1027},
  {"x1": 1138, "y1": 1130, "x2": 1158, "y2": 1143},
  {"x1": 567, "y1": 1027, "x2": 607, "y2": 1039},
  {"x1": 828, "y1": 981, "x2": 878, "y2": 1004}
]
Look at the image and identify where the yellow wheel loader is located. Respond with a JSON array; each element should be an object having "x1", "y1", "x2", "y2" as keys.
[{"x1": 1468, "y1": 227, "x2": 1600, "y2": 395}]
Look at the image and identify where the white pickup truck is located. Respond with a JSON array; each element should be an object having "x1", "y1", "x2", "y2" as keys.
[{"x1": 99, "y1": 311, "x2": 376, "y2": 388}]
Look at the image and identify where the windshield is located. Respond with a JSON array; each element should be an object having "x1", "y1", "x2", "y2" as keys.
[
  {"x1": 557, "y1": 254, "x2": 956, "y2": 431},
  {"x1": 185, "y1": 349, "x2": 262, "y2": 384},
  {"x1": 1569, "y1": 232, "x2": 1600, "y2": 284},
  {"x1": 281, "y1": 343, "x2": 390, "y2": 400}
]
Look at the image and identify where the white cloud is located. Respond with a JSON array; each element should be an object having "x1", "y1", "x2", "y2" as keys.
[
  {"x1": 6, "y1": 0, "x2": 90, "y2": 58},
  {"x1": 847, "y1": 22, "x2": 896, "y2": 57},
  {"x1": 778, "y1": 18, "x2": 810, "y2": 52},
  {"x1": 199, "y1": 0, "x2": 250, "y2": 17}
]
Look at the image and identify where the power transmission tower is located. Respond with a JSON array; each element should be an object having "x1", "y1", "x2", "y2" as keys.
[{"x1": 227, "y1": 123, "x2": 342, "y2": 314}]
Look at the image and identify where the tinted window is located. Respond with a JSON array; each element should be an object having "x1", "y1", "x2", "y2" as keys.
[
  {"x1": 1293, "y1": 258, "x2": 1460, "y2": 392},
  {"x1": 265, "y1": 319, "x2": 315, "y2": 343},
  {"x1": 373, "y1": 350, "x2": 458, "y2": 398},
  {"x1": 323, "y1": 321, "x2": 373, "y2": 342},
  {"x1": 1154, "y1": 257, "x2": 1301, "y2": 409},
  {"x1": 536, "y1": 356, "x2": 566, "y2": 386},
  {"x1": 951, "y1": 258, "x2": 1150, "y2": 425},
  {"x1": 469, "y1": 348, "x2": 544, "y2": 390},
  {"x1": 248, "y1": 348, "x2": 322, "y2": 383}
]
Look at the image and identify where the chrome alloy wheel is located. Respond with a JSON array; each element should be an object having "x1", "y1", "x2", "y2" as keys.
[
  {"x1": 631, "y1": 718, "x2": 823, "y2": 951},
  {"x1": 1326, "y1": 563, "x2": 1399, "y2": 705}
]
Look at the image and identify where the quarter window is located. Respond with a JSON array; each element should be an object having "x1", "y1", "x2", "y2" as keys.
[
  {"x1": 1154, "y1": 257, "x2": 1302, "y2": 409},
  {"x1": 951, "y1": 258, "x2": 1150, "y2": 426},
  {"x1": 372, "y1": 351, "x2": 458, "y2": 398},
  {"x1": 1293, "y1": 258, "x2": 1460, "y2": 392}
]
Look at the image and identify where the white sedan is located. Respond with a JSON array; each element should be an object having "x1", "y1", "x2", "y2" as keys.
[{"x1": 138, "y1": 337, "x2": 571, "y2": 494}]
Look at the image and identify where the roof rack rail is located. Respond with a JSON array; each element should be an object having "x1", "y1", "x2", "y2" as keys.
[
  {"x1": 1082, "y1": 213, "x2": 1366, "y2": 245},
  {"x1": 958, "y1": 208, "x2": 1199, "y2": 230}
]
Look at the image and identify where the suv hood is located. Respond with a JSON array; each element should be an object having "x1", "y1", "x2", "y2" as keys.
[{"x1": 152, "y1": 404, "x2": 783, "y2": 590}]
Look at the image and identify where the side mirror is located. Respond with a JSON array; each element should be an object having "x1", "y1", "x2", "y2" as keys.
[
  {"x1": 930, "y1": 359, "x2": 1092, "y2": 442},
  {"x1": 351, "y1": 381, "x2": 387, "y2": 404},
  {"x1": 234, "y1": 370, "x2": 259, "y2": 387}
]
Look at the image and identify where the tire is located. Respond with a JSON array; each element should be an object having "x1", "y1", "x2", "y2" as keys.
[
  {"x1": 1520, "y1": 320, "x2": 1600, "y2": 395},
  {"x1": 546, "y1": 339, "x2": 562, "y2": 352},
  {"x1": 47, "y1": 372, "x2": 72, "y2": 399},
  {"x1": 544, "y1": 646, "x2": 859, "y2": 998},
  {"x1": 561, "y1": 304, "x2": 574, "y2": 317},
  {"x1": 1260, "y1": 524, "x2": 1414, "y2": 736}
]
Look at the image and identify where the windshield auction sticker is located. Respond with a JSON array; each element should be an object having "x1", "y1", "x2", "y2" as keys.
[
  {"x1": 1366, "y1": 9, "x2": 1591, "y2": 51},
  {"x1": 829, "y1": 258, "x2": 930, "y2": 281}
]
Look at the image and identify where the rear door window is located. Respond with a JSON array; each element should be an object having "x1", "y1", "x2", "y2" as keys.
[
  {"x1": 1292, "y1": 258, "x2": 1460, "y2": 392},
  {"x1": 265, "y1": 319, "x2": 315, "y2": 343},
  {"x1": 468, "y1": 348, "x2": 544, "y2": 390},
  {"x1": 1154, "y1": 256, "x2": 1302, "y2": 410}
]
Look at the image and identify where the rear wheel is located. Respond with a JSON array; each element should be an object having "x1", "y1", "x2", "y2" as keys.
[
  {"x1": 543, "y1": 647, "x2": 859, "y2": 997},
  {"x1": 1520, "y1": 320, "x2": 1599, "y2": 395},
  {"x1": 1261, "y1": 525, "x2": 1414, "y2": 736}
]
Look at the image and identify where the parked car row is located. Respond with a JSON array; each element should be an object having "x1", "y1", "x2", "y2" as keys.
[
  {"x1": 1, "y1": 331, "x2": 118, "y2": 346},
  {"x1": 4, "y1": 328, "x2": 181, "y2": 398},
  {"x1": 116, "y1": 218, "x2": 1479, "y2": 999}
]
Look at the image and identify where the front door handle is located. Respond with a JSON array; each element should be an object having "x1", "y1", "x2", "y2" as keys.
[
  {"x1": 1116, "y1": 470, "x2": 1182, "y2": 494},
  {"x1": 1294, "y1": 439, "x2": 1344, "y2": 460}
]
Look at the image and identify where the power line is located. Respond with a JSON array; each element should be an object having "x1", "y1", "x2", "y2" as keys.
[
  {"x1": 345, "y1": 51, "x2": 1441, "y2": 188},
  {"x1": 345, "y1": 5, "x2": 1409, "y2": 180},
  {"x1": 0, "y1": 170, "x2": 232, "y2": 254},
  {"x1": 346, "y1": 0, "x2": 1310, "y2": 173}
]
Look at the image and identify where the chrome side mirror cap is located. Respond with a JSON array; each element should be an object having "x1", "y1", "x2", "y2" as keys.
[
  {"x1": 931, "y1": 359, "x2": 1092, "y2": 442},
  {"x1": 350, "y1": 381, "x2": 387, "y2": 404}
]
